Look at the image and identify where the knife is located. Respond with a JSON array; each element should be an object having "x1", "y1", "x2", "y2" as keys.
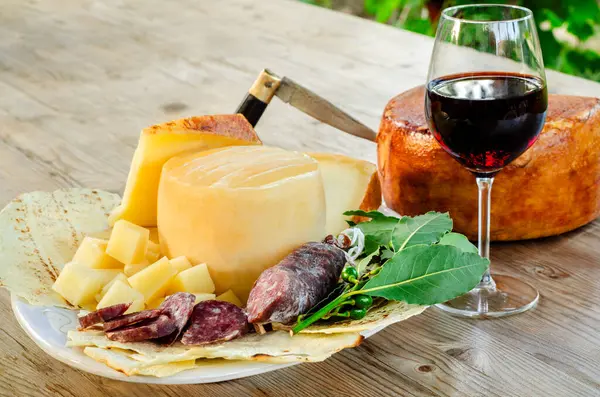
[{"x1": 235, "y1": 69, "x2": 377, "y2": 142}]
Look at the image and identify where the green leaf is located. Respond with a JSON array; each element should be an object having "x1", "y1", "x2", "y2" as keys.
[
  {"x1": 344, "y1": 210, "x2": 401, "y2": 254},
  {"x1": 391, "y1": 211, "x2": 452, "y2": 251},
  {"x1": 438, "y1": 232, "x2": 478, "y2": 254},
  {"x1": 361, "y1": 244, "x2": 489, "y2": 305},
  {"x1": 356, "y1": 247, "x2": 380, "y2": 276}
]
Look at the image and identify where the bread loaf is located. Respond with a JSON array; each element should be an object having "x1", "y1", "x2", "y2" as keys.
[{"x1": 378, "y1": 86, "x2": 600, "y2": 241}]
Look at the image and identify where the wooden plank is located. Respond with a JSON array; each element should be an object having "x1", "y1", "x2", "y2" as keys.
[{"x1": 0, "y1": 0, "x2": 599, "y2": 396}]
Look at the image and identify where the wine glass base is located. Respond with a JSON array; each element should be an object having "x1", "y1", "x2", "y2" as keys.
[{"x1": 435, "y1": 274, "x2": 539, "y2": 318}]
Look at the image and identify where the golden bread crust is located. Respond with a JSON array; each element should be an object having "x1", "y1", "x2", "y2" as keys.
[{"x1": 377, "y1": 86, "x2": 600, "y2": 241}]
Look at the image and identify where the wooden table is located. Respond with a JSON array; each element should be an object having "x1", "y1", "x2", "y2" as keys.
[{"x1": 1, "y1": 1, "x2": 600, "y2": 396}]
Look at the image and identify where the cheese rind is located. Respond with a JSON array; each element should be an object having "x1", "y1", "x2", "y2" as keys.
[
  {"x1": 106, "y1": 220, "x2": 149, "y2": 265},
  {"x1": 309, "y1": 153, "x2": 382, "y2": 235},
  {"x1": 109, "y1": 114, "x2": 261, "y2": 227},
  {"x1": 158, "y1": 146, "x2": 326, "y2": 302}
]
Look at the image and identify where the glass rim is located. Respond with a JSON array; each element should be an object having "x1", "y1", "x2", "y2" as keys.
[{"x1": 441, "y1": 4, "x2": 533, "y2": 24}]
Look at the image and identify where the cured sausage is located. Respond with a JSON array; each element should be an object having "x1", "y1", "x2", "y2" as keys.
[
  {"x1": 156, "y1": 292, "x2": 196, "y2": 345},
  {"x1": 78, "y1": 303, "x2": 131, "y2": 330},
  {"x1": 103, "y1": 309, "x2": 162, "y2": 332},
  {"x1": 181, "y1": 300, "x2": 248, "y2": 345},
  {"x1": 246, "y1": 242, "x2": 346, "y2": 324},
  {"x1": 105, "y1": 314, "x2": 176, "y2": 343}
]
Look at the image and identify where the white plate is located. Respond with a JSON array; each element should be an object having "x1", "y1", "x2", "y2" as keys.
[{"x1": 11, "y1": 295, "x2": 382, "y2": 384}]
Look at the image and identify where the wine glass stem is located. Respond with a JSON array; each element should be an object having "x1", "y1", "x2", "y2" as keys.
[{"x1": 476, "y1": 176, "x2": 496, "y2": 290}]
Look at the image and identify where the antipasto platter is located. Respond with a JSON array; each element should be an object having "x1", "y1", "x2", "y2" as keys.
[{"x1": 0, "y1": 113, "x2": 488, "y2": 383}]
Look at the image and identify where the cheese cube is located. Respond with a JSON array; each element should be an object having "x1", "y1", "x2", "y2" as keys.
[
  {"x1": 309, "y1": 153, "x2": 381, "y2": 235},
  {"x1": 128, "y1": 257, "x2": 177, "y2": 303},
  {"x1": 169, "y1": 256, "x2": 192, "y2": 273},
  {"x1": 108, "y1": 114, "x2": 261, "y2": 227},
  {"x1": 145, "y1": 241, "x2": 161, "y2": 263},
  {"x1": 146, "y1": 296, "x2": 165, "y2": 309},
  {"x1": 97, "y1": 280, "x2": 145, "y2": 314},
  {"x1": 158, "y1": 146, "x2": 326, "y2": 302},
  {"x1": 72, "y1": 237, "x2": 122, "y2": 269},
  {"x1": 148, "y1": 227, "x2": 160, "y2": 244},
  {"x1": 193, "y1": 292, "x2": 216, "y2": 304},
  {"x1": 166, "y1": 263, "x2": 215, "y2": 295},
  {"x1": 52, "y1": 263, "x2": 121, "y2": 307},
  {"x1": 147, "y1": 240, "x2": 160, "y2": 254},
  {"x1": 96, "y1": 273, "x2": 129, "y2": 302},
  {"x1": 124, "y1": 260, "x2": 150, "y2": 277},
  {"x1": 106, "y1": 220, "x2": 149, "y2": 265},
  {"x1": 216, "y1": 290, "x2": 242, "y2": 307}
]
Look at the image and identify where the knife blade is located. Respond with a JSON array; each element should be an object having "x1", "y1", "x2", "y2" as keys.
[{"x1": 235, "y1": 69, "x2": 377, "y2": 142}]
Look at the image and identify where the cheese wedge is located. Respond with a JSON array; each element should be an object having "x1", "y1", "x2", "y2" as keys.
[
  {"x1": 158, "y1": 146, "x2": 326, "y2": 302},
  {"x1": 72, "y1": 237, "x2": 122, "y2": 269},
  {"x1": 309, "y1": 153, "x2": 382, "y2": 235},
  {"x1": 128, "y1": 257, "x2": 177, "y2": 303},
  {"x1": 109, "y1": 114, "x2": 261, "y2": 227},
  {"x1": 52, "y1": 263, "x2": 121, "y2": 307},
  {"x1": 97, "y1": 280, "x2": 145, "y2": 314}
]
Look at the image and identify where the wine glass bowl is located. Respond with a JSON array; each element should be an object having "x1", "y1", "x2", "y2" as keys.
[{"x1": 425, "y1": 4, "x2": 547, "y2": 317}]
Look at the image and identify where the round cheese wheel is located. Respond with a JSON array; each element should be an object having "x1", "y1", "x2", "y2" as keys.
[
  {"x1": 157, "y1": 146, "x2": 326, "y2": 302},
  {"x1": 378, "y1": 86, "x2": 600, "y2": 241}
]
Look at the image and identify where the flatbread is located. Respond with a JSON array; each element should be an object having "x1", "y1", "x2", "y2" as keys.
[
  {"x1": 299, "y1": 301, "x2": 427, "y2": 334},
  {"x1": 0, "y1": 189, "x2": 120, "y2": 307},
  {"x1": 84, "y1": 347, "x2": 198, "y2": 377},
  {"x1": 68, "y1": 329, "x2": 363, "y2": 366}
]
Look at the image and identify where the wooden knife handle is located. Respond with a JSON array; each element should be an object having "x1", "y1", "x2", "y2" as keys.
[{"x1": 235, "y1": 69, "x2": 281, "y2": 127}]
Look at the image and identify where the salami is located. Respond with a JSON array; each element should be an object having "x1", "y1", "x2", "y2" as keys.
[
  {"x1": 246, "y1": 242, "x2": 346, "y2": 324},
  {"x1": 78, "y1": 303, "x2": 131, "y2": 330},
  {"x1": 103, "y1": 309, "x2": 162, "y2": 332},
  {"x1": 105, "y1": 314, "x2": 176, "y2": 343},
  {"x1": 156, "y1": 292, "x2": 196, "y2": 345},
  {"x1": 181, "y1": 300, "x2": 248, "y2": 346}
]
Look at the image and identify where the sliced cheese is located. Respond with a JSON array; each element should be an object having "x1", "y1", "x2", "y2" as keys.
[
  {"x1": 158, "y1": 146, "x2": 326, "y2": 302},
  {"x1": 127, "y1": 257, "x2": 177, "y2": 303},
  {"x1": 309, "y1": 152, "x2": 381, "y2": 235},
  {"x1": 72, "y1": 237, "x2": 122, "y2": 269},
  {"x1": 52, "y1": 263, "x2": 121, "y2": 307},
  {"x1": 97, "y1": 280, "x2": 145, "y2": 314},
  {"x1": 109, "y1": 114, "x2": 261, "y2": 227},
  {"x1": 166, "y1": 263, "x2": 215, "y2": 295},
  {"x1": 216, "y1": 289, "x2": 242, "y2": 307},
  {"x1": 106, "y1": 220, "x2": 149, "y2": 265}
]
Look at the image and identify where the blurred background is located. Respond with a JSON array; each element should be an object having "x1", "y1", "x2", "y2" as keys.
[{"x1": 300, "y1": 0, "x2": 600, "y2": 82}]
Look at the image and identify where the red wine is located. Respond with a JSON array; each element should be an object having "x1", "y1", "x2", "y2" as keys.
[{"x1": 425, "y1": 72, "x2": 548, "y2": 176}]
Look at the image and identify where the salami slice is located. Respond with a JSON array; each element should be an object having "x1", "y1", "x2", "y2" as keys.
[
  {"x1": 246, "y1": 242, "x2": 346, "y2": 324},
  {"x1": 78, "y1": 303, "x2": 131, "y2": 330},
  {"x1": 181, "y1": 300, "x2": 249, "y2": 346},
  {"x1": 103, "y1": 309, "x2": 162, "y2": 332},
  {"x1": 105, "y1": 314, "x2": 177, "y2": 343},
  {"x1": 156, "y1": 292, "x2": 196, "y2": 345}
]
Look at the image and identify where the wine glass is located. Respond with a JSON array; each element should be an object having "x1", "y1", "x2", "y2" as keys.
[{"x1": 425, "y1": 4, "x2": 547, "y2": 317}]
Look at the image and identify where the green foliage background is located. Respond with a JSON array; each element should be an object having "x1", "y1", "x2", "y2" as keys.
[{"x1": 301, "y1": 0, "x2": 600, "y2": 82}]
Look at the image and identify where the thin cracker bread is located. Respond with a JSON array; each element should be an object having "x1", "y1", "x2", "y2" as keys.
[
  {"x1": 0, "y1": 189, "x2": 120, "y2": 307},
  {"x1": 68, "y1": 330, "x2": 363, "y2": 365}
]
